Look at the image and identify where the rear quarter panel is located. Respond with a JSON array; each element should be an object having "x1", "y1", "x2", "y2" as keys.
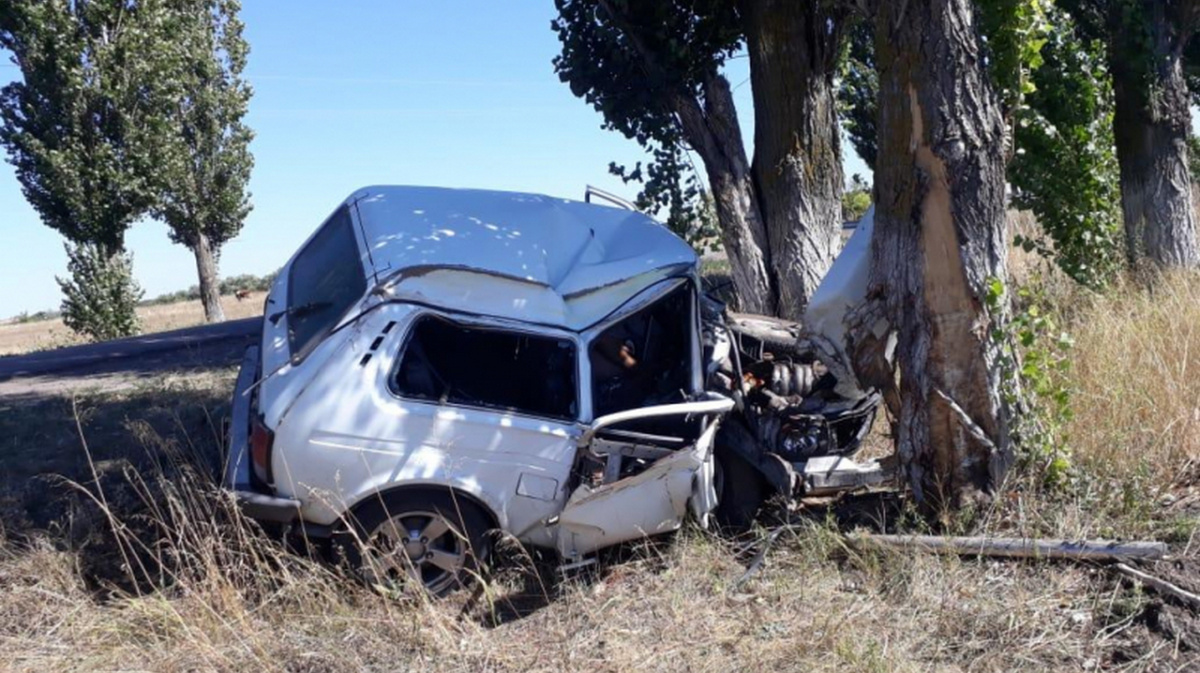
[{"x1": 269, "y1": 304, "x2": 578, "y2": 548}]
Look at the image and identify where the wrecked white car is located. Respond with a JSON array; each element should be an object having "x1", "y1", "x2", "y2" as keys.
[
  {"x1": 223, "y1": 185, "x2": 884, "y2": 594},
  {"x1": 224, "y1": 186, "x2": 734, "y2": 594}
]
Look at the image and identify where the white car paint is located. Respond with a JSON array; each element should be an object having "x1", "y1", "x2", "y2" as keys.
[
  {"x1": 804, "y1": 206, "x2": 892, "y2": 399},
  {"x1": 240, "y1": 186, "x2": 730, "y2": 558}
]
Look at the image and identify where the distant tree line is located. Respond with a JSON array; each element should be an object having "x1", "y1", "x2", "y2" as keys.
[
  {"x1": 142, "y1": 271, "x2": 275, "y2": 306},
  {"x1": 0, "y1": 0, "x2": 254, "y2": 340}
]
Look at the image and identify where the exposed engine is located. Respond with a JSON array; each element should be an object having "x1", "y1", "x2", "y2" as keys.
[{"x1": 703, "y1": 299, "x2": 878, "y2": 467}]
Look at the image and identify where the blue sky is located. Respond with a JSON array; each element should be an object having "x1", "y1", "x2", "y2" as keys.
[{"x1": 0, "y1": 1, "x2": 869, "y2": 319}]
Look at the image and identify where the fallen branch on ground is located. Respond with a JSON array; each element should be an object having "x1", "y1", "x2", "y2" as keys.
[
  {"x1": 1113, "y1": 562, "x2": 1200, "y2": 611},
  {"x1": 849, "y1": 534, "x2": 1168, "y2": 562}
]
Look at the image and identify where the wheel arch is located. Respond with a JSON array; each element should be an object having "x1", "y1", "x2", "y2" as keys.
[{"x1": 346, "y1": 483, "x2": 502, "y2": 533}]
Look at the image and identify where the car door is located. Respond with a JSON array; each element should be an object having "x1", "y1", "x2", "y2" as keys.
[
  {"x1": 302, "y1": 310, "x2": 584, "y2": 545},
  {"x1": 553, "y1": 394, "x2": 733, "y2": 559},
  {"x1": 553, "y1": 277, "x2": 730, "y2": 559}
]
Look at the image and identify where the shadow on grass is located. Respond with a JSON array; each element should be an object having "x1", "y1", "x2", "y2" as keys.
[
  {"x1": 0, "y1": 376, "x2": 235, "y2": 595},
  {"x1": 0, "y1": 366, "x2": 906, "y2": 626}
]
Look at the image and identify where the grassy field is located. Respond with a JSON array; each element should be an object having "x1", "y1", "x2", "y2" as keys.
[
  {"x1": 0, "y1": 272, "x2": 1198, "y2": 671},
  {"x1": 0, "y1": 291, "x2": 267, "y2": 356}
]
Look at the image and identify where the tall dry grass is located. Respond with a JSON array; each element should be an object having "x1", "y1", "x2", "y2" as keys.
[
  {"x1": 0, "y1": 385, "x2": 1193, "y2": 672},
  {"x1": 1064, "y1": 272, "x2": 1200, "y2": 487},
  {"x1": 986, "y1": 270, "x2": 1200, "y2": 544},
  {"x1": 0, "y1": 291, "x2": 267, "y2": 356}
]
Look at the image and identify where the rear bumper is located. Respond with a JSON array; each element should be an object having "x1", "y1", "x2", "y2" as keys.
[{"x1": 223, "y1": 345, "x2": 301, "y2": 524}]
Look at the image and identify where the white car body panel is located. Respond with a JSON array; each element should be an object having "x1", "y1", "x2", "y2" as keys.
[
  {"x1": 352, "y1": 186, "x2": 698, "y2": 330},
  {"x1": 270, "y1": 304, "x2": 581, "y2": 547},
  {"x1": 242, "y1": 185, "x2": 735, "y2": 557},
  {"x1": 258, "y1": 202, "x2": 375, "y2": 427},
  {"x1": 803, "y1": 206, "x2": 891, "y2": 399},
  {"x1": 555, "y1": 419, "x2": 721, "y2": 558}
]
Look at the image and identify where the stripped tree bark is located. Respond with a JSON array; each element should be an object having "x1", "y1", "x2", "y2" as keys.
[{"x1": 870, "y1": 0, "x2": 1014, "y2": 508}]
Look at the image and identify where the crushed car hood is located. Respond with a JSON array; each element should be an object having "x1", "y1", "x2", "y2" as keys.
[
  {"x1": 350, "y1": 186, "x2": 698, "y2": 331},
  {"x1": 803, "y1": 206, "x2": 892, "y2": 399}
]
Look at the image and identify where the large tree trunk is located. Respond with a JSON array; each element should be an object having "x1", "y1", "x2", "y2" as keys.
[
  {"x1": 673, "y1": 75, "x2": 779, "y2": 316},
  {"x1": 741, "y1": 0, "x2": 843, "y2": 319},
  {"x1": 1109, "y1": 3, "x2": 1200, "y2": 269},
  {"x1": 192, "y1": 231, "x2": 226, "y2": 323},
  {"x1": 871, "y1": 0, "x2": 1013, "y2": 509}
]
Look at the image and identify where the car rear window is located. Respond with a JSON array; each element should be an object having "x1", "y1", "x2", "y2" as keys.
[
  {"x1": 287, "y1": 206, "x2": 367, "y2": 360},
  {"x1": 393, "y1": 315, "x2": 578, "y2": 421}
]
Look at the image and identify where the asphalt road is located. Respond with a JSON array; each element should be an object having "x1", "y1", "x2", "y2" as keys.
[{"x1": 0, "y1": 317, "x2": 261, "y2": 400}]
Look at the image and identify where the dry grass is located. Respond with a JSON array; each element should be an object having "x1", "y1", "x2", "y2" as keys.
[
  {"x1": 1065, "y1": 272, "x2": 1200, "y2": 487},
  {"x1": 0, "y1": 291, "x2": 267, "y2": 356},
  {"x1": 973, "y1": 271, "x2": 1200, "y2": 545},
  {"x1": 2, "y1": 275, "x2": 1200, "y2": 671}
]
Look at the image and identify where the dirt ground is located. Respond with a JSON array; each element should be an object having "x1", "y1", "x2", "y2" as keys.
[{"x1": 0, "y1": 291, "x2": 267, "y2": 356}]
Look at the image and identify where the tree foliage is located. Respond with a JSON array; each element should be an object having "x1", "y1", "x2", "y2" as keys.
[
  {"x1": 1059, "y1": 0, "x2": 1200, "y2": 269},
  {"x1": 977, "y1": 0, "x2": 1050, "y2": 111},
  {"x1": 551, "y1": 0, "x2": 738, "y2": 245},
  {"x1": 837, "y1": 19, "x2": 876, "y2": 172},
  {"x1": 1008, "y1": 11, "x2": 1122, "y2": 285},
  {"x1": 153, "y1": 0, "x2": 253, "y2": 253},
  {"x1": 841, "y1": 173, "x2": 871, "y2": 222},
  {"x1": 608, "y1": 144, "x2": 718, "y2": 248},
  {"x1": 0, "y1": 0, "x2": 177, "y2": 252},
  {"x1": 56, "y1": 242, "x2": 143, "y2": 341}
]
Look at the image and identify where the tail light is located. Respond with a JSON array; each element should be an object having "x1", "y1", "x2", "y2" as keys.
[{"x1": 249, "y1": 415, "x2": 275, "y2": 487}]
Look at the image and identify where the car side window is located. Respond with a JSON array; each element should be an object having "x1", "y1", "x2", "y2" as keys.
[
  {"x1": 393, "y1": 315, "x2": 578, "y2": 421},
  {"x1": 590, "y1": 283, "x2": 693, "y2": 417},
  {"x1": 287, "y1": 206, "x2": 367, "y2": 360}
]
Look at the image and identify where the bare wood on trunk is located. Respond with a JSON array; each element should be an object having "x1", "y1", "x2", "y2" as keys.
[{"x1": 869, "y1": 0, "x2": 1014, "y2": 508}]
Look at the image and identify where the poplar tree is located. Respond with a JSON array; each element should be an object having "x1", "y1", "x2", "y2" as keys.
[
  {"x1": 0, "y1": 0, "x2": 175, "y2": 338},
  {"x1": 154, "y1": 0, "x2": 253, "y2": 323}
]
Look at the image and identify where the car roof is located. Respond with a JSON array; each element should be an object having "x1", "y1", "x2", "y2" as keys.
[{"x1": 348, "y1": 185, "x2": 699, "y2": 331}]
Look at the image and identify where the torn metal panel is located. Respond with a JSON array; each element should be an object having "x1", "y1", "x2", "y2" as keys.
[
  {"x1": 802, "y1": 455, "x2": 894, "y2": 496},
  {"x1": 803, "y1": 207, "x2": 894, "y2": 399},
  {"x1": 556, "y1": 419, "x2": 721, "y2": 559}
]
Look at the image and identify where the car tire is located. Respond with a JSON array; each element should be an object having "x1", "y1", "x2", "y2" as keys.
[
  {"x1": 335, "y1": 490, "x2": 492, "y2": 597},
  {"x1": 713, "y1": 449, "x2": 766, "y2": 532}
]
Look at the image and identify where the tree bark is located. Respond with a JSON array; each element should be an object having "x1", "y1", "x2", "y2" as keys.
[
  {"x1": 871, "y1": 0, "x2": 1013, "y2": 510},
  {"x1": 192, "y1": 230, "x2": 226, "y2": 323},
  {"x1": 1108, "y1": 2, "x2": 1200, "y2": 269},
  {"x1": 592, "y1": 0, "x2": 778, "y2": 316},
  {"x1": 741, "y1": 0, "x2": 843, "y2": 319},
  {"x1": 673, "y1": 74, "x2": 779, "y2": 316}
]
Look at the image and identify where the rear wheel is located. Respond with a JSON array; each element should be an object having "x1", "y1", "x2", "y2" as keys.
[{"x1": 337, "y1": 491, "x2": 491, "y2": 596}]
